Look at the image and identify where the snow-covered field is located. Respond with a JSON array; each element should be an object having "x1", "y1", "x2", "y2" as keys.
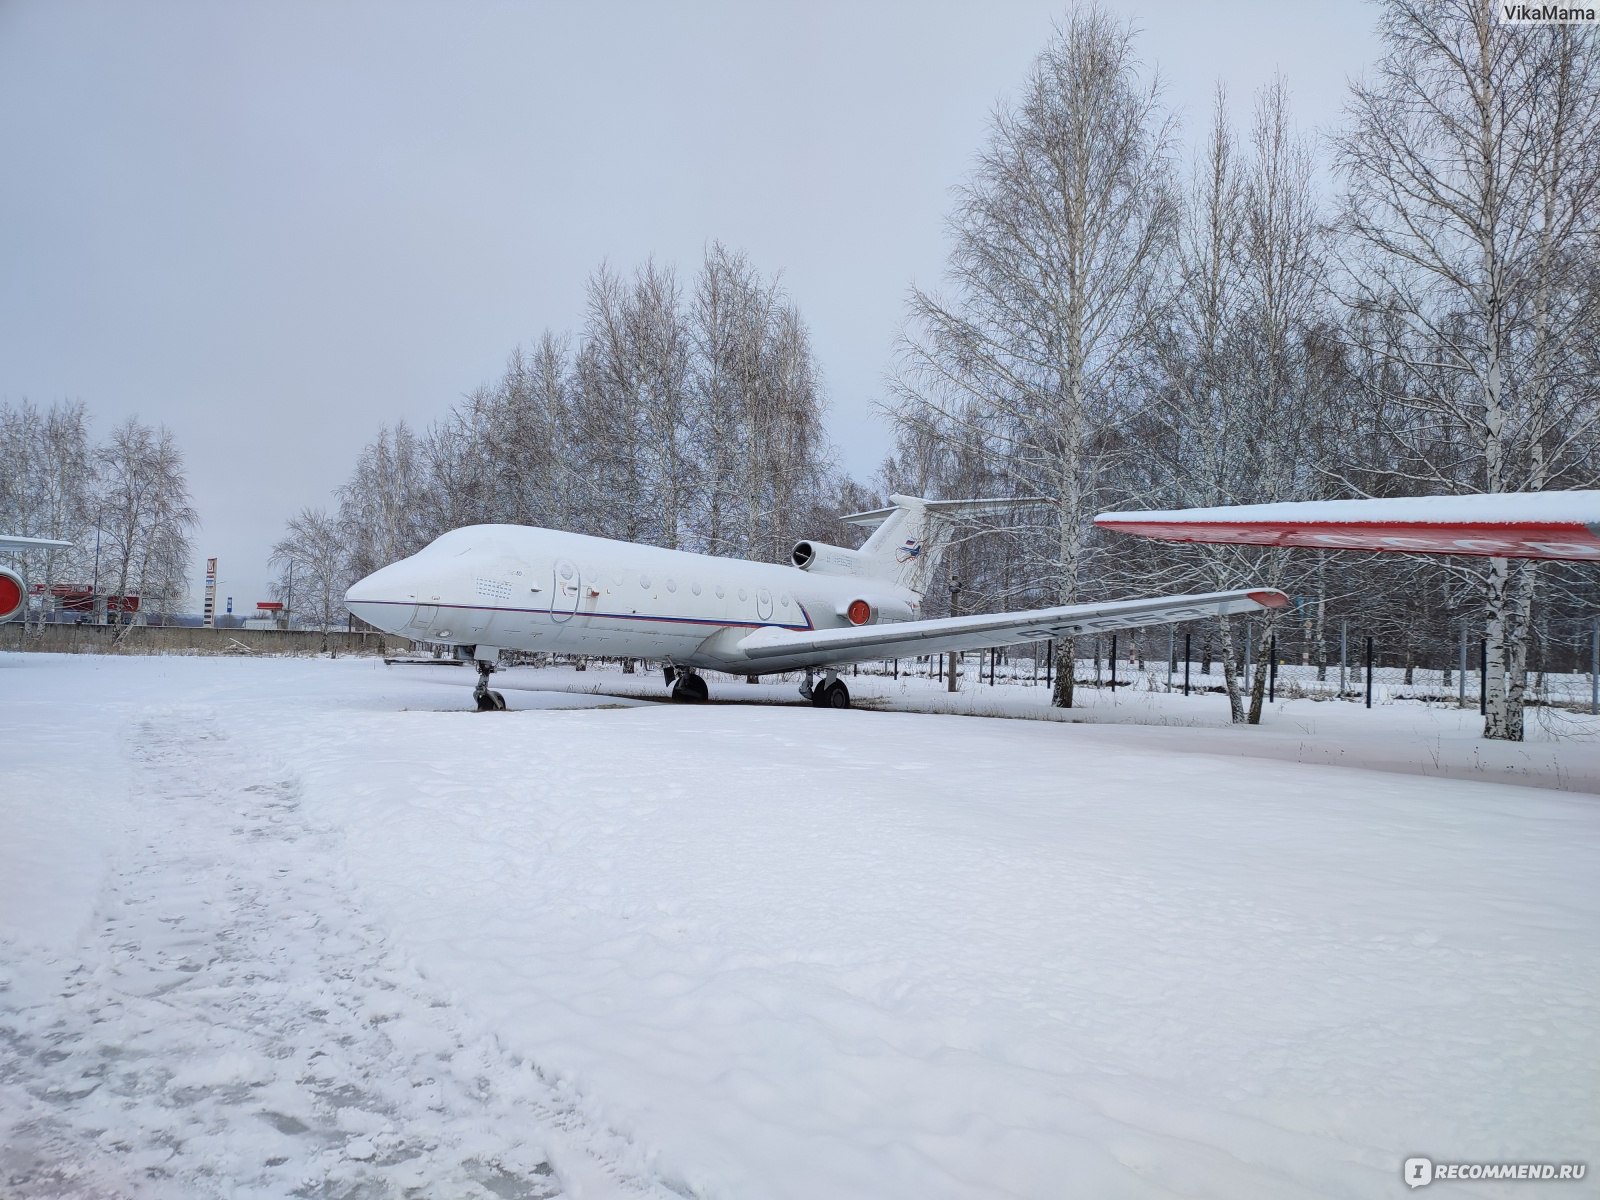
[{"x1": 2, "y1": 653, "x2": 1597, "y2": 1199}]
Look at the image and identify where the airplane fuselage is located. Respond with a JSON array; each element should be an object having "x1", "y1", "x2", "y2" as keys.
[{"x1": 346, "y1": 524, "x2": 922, "y2": 675}]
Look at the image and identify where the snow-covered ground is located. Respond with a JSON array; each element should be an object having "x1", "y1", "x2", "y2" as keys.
[{"x1": 2, "y1": 653, "x2": 1596, "y2": 1199}]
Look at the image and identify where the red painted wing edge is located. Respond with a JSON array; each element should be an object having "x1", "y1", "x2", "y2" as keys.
[
  {"x1": 1096, "y1": 519, "x2": 1600, "y2": 561},
  {"x1": 1247, "y1": 589, "x2": 1290, "y2": 609}
]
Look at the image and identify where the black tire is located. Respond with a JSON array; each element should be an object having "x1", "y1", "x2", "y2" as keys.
[
  {"x1": 671, "y1": 673, "x2": 709, "y2": 703},
  {"x1": 814, "y1": 680, "x2": 850, "y2": 709},
  {"x1": 476, "y1": 689, "x2": 507, "y2": 712}
]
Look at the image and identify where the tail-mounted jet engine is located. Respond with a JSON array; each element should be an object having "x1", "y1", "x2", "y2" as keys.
[
  {"x1": 791, "y1": 542, "x2": 917, "y2": 625},
  {"x1": 791, "y1": 540, "x2": 869, "y2": 576}
]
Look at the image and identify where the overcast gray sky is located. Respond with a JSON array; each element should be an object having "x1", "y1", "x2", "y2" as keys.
[{"x1": 0, "y1": 0, "x2": 1379, "y2": 613}]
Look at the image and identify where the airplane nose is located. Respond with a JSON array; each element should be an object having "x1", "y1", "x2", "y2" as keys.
[{"x1": 345, "y1": 563, "x2": 418, "y2": 633}]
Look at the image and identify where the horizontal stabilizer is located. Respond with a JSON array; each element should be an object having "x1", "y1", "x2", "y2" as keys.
[
  {"x1": 843, "y1": 496, "x2": 1052, "y2": 529},
  {"x1": 1095, "y1": 491, "x2": 1600, "y2": 561},
  {"x1": 832, "y1": 495, "x2": 1052, "y2": 595}
]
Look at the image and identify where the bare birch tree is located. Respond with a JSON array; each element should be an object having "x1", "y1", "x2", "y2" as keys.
[
  {"x1": 1131, "y1": 89, "x2": 1254, "y2": 720},
  {"x1": 892, "y1": 5, "x2": 1176, "y2": 706},
  {"x1": 270, "y1": 507, "x2": 349, "y2": 643},
  {"x1": 93, "y1": 417, "x2": 198, "y2": 624},
  {"x1": 323, "y1": 246, "x2": 836, "y2": 592},
  {"x1": 1334, "y1": 0, "x2": 1600, "y2": 739},
  {"x1": 336, "y1": 422, "x2": 435, "y2": 580},
  {"x1": 0, "y1": 399, "x2": 95, "y2": 630}
]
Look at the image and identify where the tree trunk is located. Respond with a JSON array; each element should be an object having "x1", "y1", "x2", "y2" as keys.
[
  {"x1": 1483, "y1": 556, "x2": 1512, "y2": 739},
  {"x1": 1217, "y1": 615, "x2": 1244, "y2": 723},
  {"x1": 1051, "y1": 635, "x2": 1076, "y2": 708}
]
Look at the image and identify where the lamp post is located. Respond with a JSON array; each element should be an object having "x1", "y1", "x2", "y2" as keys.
[
  {"x1": 90, "y1": 502, "x2": 104, "y2": 625},
  {"x1": 947, "y1": 577, "x2": 962, "y2": 693}
]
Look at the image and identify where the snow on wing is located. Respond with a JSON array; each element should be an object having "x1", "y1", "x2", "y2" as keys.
[
  {"x1": 0, "y1": 535, "x2": 73, "y2": 551},
  {"x1": 736, "y1": 589, "x2": 1287, "y2": 667}
]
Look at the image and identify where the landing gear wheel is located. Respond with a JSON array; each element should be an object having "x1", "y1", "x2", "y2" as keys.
[
  {"x1": 670, "y1": 672, "x2": 709, "y2": 703},
  {"x1": 472, "y1": 658, "x2": 506, "y2": 712},
  {"x1": 812, "y1": 680, "x2": 851, "y2": 709}
]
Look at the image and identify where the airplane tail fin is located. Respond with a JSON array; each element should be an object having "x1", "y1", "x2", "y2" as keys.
[{"x1": 840, "y1": 495, "x2": 1050, "y2": 595}]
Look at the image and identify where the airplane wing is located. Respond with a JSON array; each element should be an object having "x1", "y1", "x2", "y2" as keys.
[
  {"x1": 1094, "y1": 491, "x2": 1600, "y2": 561},
  {"x1": 0, "y1": 535, "x2": 73, "y2": 552},
  {"x1": 735, "y1": 589, "x2": 1286, "y2": 669}
]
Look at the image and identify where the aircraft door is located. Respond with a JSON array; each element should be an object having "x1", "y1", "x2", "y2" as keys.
[
  {"x1": 552, "y1": 560, "x2": 580, "y2": 622},
  {"x1": 413, "y1": 604, "x2": 439, "y2": 636}
]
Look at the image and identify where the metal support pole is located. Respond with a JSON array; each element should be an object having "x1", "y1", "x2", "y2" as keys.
[
  {"x1": 1365, "y1": 636, "x2": 1374, "y2": 709},
  {"x1": 1167, "y1": 627, "x2": 1175, "y2": 689},
  {"x1": 1046, "y1": 640, "x2": 1053, "y2": 687},
  {"x1": 1110, "y1": 634, "x2": 1118, "y2": 691},
  {"x1": 1183, "y1": 632, "x2": 1192, "y2": 697},
  {"x1": 1268, "y1": 635, "x2": 1277, "y2": 703},
  {"x1": 989, "y1": 648, "x2": 996, "y2": 686},
  {"x1": 1340, "y1": 622, "x2": 1348, "y2": 697},
  {"x1": 1459, "y1": 625, "x2": 1468, "y2": 708},
  {"x1": 1479, "y1": 639, "x2": 1487, "y2": 716},
  {"x1": 947, "y1": 578, "x2": 961, "y2": 694},
  {"x1": 1592, "y1": 619, "x2": 1598, "y2": 717}
]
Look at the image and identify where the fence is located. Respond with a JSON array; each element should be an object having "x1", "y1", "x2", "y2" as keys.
[
  {"x1": 841, "y1": 620, "x2": 1600, "y2": 715},
  {"x1": 8, "y1": 615, "x2": 1597, "y2": 713},
  {"x1": 1, "y1": 621, "x2": 413, "y2": 658}
]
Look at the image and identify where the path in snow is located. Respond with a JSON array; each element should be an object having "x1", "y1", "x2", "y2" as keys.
[{"x1": 0, "y1": 704, "x2": 676, "y2": 1200}]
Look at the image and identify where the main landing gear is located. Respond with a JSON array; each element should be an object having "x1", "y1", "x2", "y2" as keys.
[
  {"x1": 472, "y1": 655, "x2": 506, "y2": 712},
  {"x1": 665, "y1": 664, "x2": 709, "y2": 703},
  {"x1": 801, "y1": 668, "x2": 851, "y2": 709}
]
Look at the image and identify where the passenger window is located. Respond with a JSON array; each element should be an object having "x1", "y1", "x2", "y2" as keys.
[
  {"x1": 666, "y1": 579, "x2": 677, "y2": 593},
  {"x1": 640, "y1": 575, "x2": 651, "y2": 588},
  {"x1": 691, "y1": 581, "x2": 702, "y2": 596}
]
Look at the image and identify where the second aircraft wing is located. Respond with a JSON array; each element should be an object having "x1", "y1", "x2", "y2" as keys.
[{"x1": 1094, "y1": 491, "x2": 1600, "y2": 560}]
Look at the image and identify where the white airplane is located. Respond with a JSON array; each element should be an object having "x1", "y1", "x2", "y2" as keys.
[
  {"x1": 345, "y1": 495, "x2": 1287, "y2": 710},
  {"x1": 1094, "y1": 490, "x2": 1600, "y2": 560},
  {"x1": 0, "y1": 535, "x2": 74, "y2": 625}
]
